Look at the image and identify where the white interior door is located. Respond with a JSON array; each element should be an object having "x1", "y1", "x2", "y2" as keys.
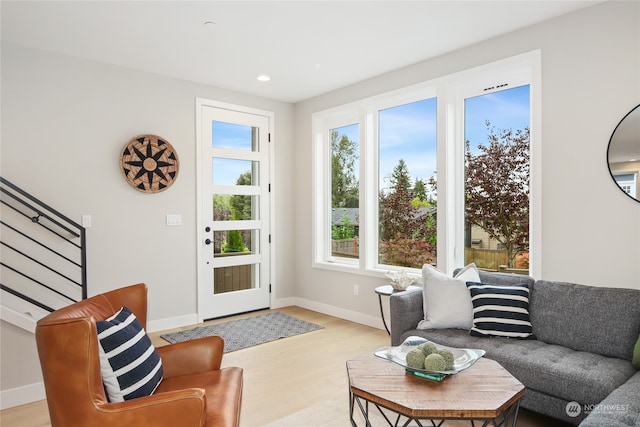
[{"x1": 196, "y1": 99, "x2": 272, "y2": 321}]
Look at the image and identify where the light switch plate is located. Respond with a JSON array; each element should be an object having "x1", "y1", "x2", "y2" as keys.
[{"x1": 166, "y1": 214, "x2": 182, "y2": 226}]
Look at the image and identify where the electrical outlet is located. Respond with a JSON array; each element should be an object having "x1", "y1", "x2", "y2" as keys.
[{"x1": 353, "y1": 284, "x2": 359, "y2": 295}]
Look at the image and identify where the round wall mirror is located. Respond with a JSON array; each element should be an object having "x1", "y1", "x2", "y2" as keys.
[{"x1": 607, "y1": 104, "x2": 640, "y2": 202}]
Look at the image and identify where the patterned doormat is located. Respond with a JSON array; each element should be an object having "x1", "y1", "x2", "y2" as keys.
[{"x1": 160, "y1": 312, "x2": 323, "y2": 353}]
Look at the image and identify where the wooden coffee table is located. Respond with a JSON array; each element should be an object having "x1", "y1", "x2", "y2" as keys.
[{"x1": 346, "y1": 351, "x2": 525, "y2": 427}]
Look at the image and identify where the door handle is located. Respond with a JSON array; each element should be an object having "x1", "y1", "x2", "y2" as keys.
[{"x1": 205, "y1": 238, "x2": 212, "y2": 245}]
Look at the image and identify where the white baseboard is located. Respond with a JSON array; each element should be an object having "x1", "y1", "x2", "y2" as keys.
[
  {"x1": 293, "y1": 297, "x2": 384, "y2": 331},
  {"x1": 1, "y1": 382, "x2": 45, "y2": 410},
  {"x1": 146, "y1": 313, "x2": 199, "y2": 333},
  {"x1": 271, "y1": 296, "x2": 296, "y2": 309}
]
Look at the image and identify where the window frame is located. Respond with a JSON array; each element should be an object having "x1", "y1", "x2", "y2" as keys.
[{"x1": 312, "y1": 51, "x2": 541, "y2": 278}]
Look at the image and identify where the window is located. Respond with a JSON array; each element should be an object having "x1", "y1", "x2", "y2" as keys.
[
  {"x1": 464, "y1": 85, "x2": 531, "y2": 273},
  {"x1": 378, "y1": 99, "x2": 437, "y2": 269},
  {"x1": 313, "y1": 52, "x2": 540, "y2": 277},
  {"x1": 330, "y1": 124, "x2": 359, "y2": 260},
  {"x1": 613, "y1": 173, "x2": 637, "y2": 197}
]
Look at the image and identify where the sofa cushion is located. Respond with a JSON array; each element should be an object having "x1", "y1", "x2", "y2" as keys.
[
  {"x1": 633, "y1": 335, "x2": 640, "y2": 370},
  {"x1": 96, "y1": 306, "x2": 164, "y2": 402},
  {"x1": 530, "y1": 281, "x2": 640, "y2": 360},
  {"x1": 466, "y1": 282, "x2": 534, "y2": 339},
  {"x1": 400, "y1": 328, "x2": 636, "y2": 405},
  {"x1": 417, "y1": 263, "x2": 480, "y2": 330}
]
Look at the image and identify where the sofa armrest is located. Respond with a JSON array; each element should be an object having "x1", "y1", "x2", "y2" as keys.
[
  {"x1": 157, "y1": 335, "x2": 224, "y2": 377},
  {"x1": 96, "y1": 389, "x2": 207, "y2": 426},
  {"x1": 579, "y1": 370, "x2": 640, "y2": 427},
  {"x1": 390, "y1": 289, "x2": 424, "y2": 346}
]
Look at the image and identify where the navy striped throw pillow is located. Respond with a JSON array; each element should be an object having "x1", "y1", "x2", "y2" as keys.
[
  {"x1": 466, "y1": 282, "x2": 535, "y2": 339},
  {"x1": 96, "y1": 307, "x2": 163, "y2": 402}
]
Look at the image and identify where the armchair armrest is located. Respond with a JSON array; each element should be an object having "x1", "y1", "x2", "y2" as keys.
[
  {"x1": 96, "y1": 388, "x2": 207, "y2": 427},
  {"x1": 390, "y1": 289, "x2": 424, "y2": 346},
  {"x1": 157, "y1": 335, "x2": 224, "y2": 377}
]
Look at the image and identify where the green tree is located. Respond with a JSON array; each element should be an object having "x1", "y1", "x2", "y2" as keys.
[
  {"x1": 379, "y1": 159, "x2": 417, "y2": 241},
  {"x1": 213, "y1": 195, "x2": 231, "y2": 253},
  {"x1": 223, "y1": 171, "x2": 253, "y2": 253},
  {"x1": 332, "y1": 211, "x2": 355, "y2": 240},
  {"x1": 230, "y1": 171, "x2": 252, "y2": 220},
  {"x1": 413, "y1": 178, "x2": 428, "y2": 201},
  {"x1": 222, "y1": 230, "x2": 249, "y2": 253},
  {"x1": 379, "y1": 159, "x2": 435, "y2": 267},
  {"x1": 331, "y1": 130, "x2": 359, "y2": 208}
]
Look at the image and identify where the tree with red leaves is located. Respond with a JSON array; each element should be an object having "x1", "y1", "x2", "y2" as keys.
[
  {"x1": 379, "y1": 159, "x2": 435, "y2": 267},
  {"x1": 465, "y1": 122, "x2": 530, "y2": 267}
]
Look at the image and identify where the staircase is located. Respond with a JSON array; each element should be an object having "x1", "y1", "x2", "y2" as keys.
[{"x1": 0, "y1": 177, "x2": 87, "y2": 332}]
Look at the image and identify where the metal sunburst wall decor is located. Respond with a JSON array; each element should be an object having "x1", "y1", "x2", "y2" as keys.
[{"x1": 120, "y1": 134, "x2": 179, "y2": 193}]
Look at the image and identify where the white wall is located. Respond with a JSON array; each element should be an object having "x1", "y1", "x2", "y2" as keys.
[
  {"x1": 2, "y1": 0, "x2": 639, "y2": 408},
  {"x1": 293, "y1": 1, "x2": 640, "y2": 321},
  {"x1": 0, "y1": 42, "x2": 295, "y2": 403}
]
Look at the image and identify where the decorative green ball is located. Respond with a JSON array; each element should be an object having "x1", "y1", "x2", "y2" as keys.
[
  {"x1": 405, "y1": 349, "x2": 426, "y2": 370},
  {"x1": 424, "y1": 354, "x2": 448, "y2": 371},
  {"x1": 417, "y1": 342, "x2": 437, "y2": 356},
  {"x1": 435, "y1": 349, "x2": 455, "y2": 370}
]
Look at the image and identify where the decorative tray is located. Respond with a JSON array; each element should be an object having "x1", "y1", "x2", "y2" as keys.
[{"x1": 374, "y1": 336, "x2": 485, "y2": 381}]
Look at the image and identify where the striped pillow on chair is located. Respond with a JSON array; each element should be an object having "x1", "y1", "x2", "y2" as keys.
[
  {"x1": 466, "y1": 282, "x2": 535, "y2": 339},
  {"x1": 96, "y1": 306, "x2": 164, "y2": 402}
]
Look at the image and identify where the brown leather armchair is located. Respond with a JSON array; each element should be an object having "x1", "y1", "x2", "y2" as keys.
[{"x1": 35, "y1": 283, "x2": 243, "y2": 427}]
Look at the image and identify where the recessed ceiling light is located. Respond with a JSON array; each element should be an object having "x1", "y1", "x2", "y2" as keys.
[
  {"x1": 203, "y1": 21, "x2": 216, "y2": 27},
  {"x1": 257, "y1": 75, "x2": 271, "y2": 82}
]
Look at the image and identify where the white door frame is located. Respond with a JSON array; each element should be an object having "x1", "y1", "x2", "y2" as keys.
[{"x1": 195, "y1": 97, "x2": 275, "y2": 322}]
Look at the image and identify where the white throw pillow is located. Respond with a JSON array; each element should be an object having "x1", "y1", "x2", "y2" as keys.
[{"x1": 417, "y1": 263, "x2": 480, "y2": 330}]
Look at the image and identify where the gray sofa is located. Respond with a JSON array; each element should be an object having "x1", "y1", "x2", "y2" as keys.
[{"x1": 389, "y1": 270, "x2": 640, "y2": 426}]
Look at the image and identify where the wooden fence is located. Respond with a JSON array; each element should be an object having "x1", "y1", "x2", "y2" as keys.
[
  {"x1": 332, "y1": 238, "x2": 359, "y2": 258},
  {"x1": 331, "y1": 241, "x2": 525, "y2": 273},
  {"x1": 465, "y1": 248, "x2": 508, "y2": 271},
  {"x1": 214, "y1": 253, "x2": 253, "y2": 294}
]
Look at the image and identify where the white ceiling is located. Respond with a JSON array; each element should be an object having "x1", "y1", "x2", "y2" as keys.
[{"x1": 1, "y1": 1, "x2": 603, "y2": 103}]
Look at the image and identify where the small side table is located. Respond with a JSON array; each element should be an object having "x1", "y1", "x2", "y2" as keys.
[{"x1": 374, "y1": 285, "x2": 421, "y2": 335}]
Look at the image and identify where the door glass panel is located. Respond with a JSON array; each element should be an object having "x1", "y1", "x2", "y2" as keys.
[
  {"x1": 464, "y1": 85, "x2": 530, "y2": 273},
  {"x1": 213, "y1": 195, "x2": 259, "y2": 221},
  {"x1": 214, "y1": 264, "x2": 258, "y2": 294},
  {"x1": 212, "y1": 159, "x2": 258, "y2": 186},
  {"x1": 378, "y1": 98, "x2": 437, "y2": 268},
  {"x1": 212, "y1": 121, "x2": 258, "y2": 152},
  {"x1": 213, "y1": 230, "x2": 259, "y2": 255}
]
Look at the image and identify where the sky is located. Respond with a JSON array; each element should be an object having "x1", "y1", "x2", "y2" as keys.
[
  {"x1": 333, "y1": 84, "x2": 530, "y2": 195},
  {"x1": 212, "y1": 121, "x2": 256, "y2": 185},
  {"x1": 211, "y1": 84, "x2": 530, "y2": 191}
]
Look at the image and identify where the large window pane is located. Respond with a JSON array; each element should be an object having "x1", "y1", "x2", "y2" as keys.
[
  {"x1": 378, "y1": 98, "x2": 437, "y2": 268},
  {"x1": 330, "y1": 124, "x2": 359, "y2": 259},
  {"x1": 464, "y1": 85, "x2": 530, "y2": 273}
]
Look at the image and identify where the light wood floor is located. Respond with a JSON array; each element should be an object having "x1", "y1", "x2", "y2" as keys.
[{"x1": 1, "y1": 306, "x2": 570, "y2": 427}]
